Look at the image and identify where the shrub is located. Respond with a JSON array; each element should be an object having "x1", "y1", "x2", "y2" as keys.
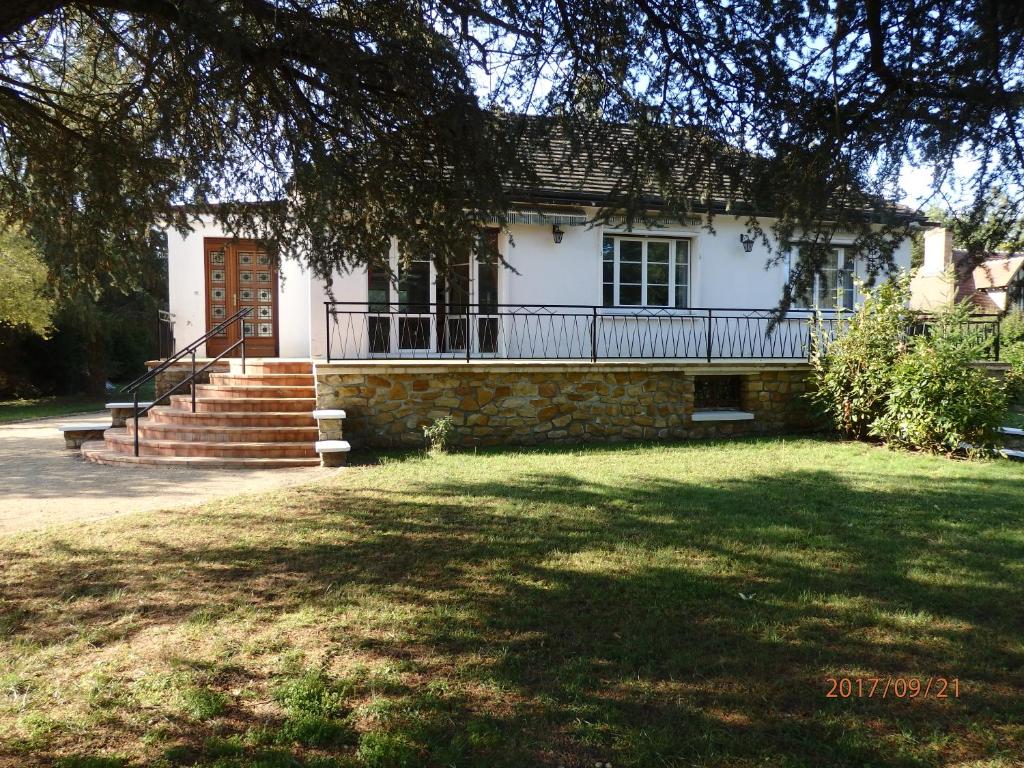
[
  {"x1": 422, "y1": 415, "x2": 454, "y2": 453},
  {"x1": 810, "y1": 280, "x2": 1008, "y2": 454},
  {"x1": 871, "y1": 306, "x2": 1007, "y2": 453},
  {"x1": 1001, "y1": 310, "x2": 1024, "y2": 400},
  {"x1": 1002, "y1": 342, "x2": 1024, "y2": 401},
  {"x1": 809, "y1": 277, "x2": 913, "y2": 439}
]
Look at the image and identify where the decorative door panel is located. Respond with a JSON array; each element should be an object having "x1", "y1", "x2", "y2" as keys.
[{"x1": 204, "y1": 239, "x2": 279, "y2": 357}]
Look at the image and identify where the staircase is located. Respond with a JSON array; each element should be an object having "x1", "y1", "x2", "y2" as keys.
[{"x1": 82, "y1": 360, "x2": 321, "y2": 468}]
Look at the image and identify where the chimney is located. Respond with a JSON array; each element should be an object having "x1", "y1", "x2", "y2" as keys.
[{"x1": 921, "y1": 226, "x2": 953, "y2": 275}]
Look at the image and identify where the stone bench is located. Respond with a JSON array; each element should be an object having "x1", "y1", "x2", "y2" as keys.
[
  {"x1": 315, "y1": 439, "x2": 351, "y2": 467},
  {"x1": 105, "y1": 402, "x2": 154, "y2": 428},
  {"x1": 58, "y1": 423, "x2": 111, "y2": 449}
]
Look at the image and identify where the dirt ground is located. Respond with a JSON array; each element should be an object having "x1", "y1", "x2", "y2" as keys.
[{"x1": 0, "y1": 412, "x2": 328, "y2": 535}]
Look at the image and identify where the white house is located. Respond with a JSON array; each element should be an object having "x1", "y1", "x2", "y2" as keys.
[
  {"x1": 80, "y1": 132, "x2": 920, "y2": 467},
  {"x1": 166, "y1": 211, "x2": 912, "y2": 362}
]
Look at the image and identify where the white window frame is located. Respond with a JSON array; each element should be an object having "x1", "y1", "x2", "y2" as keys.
[
  {"x1": 791, "y1": 244, "x2": 857, "y2": 311},
  {"x1": 603, "y1": 236, "x2": 691, "y2": 309},
  {"x1": 367, "y1": 240, "x2": 502, "y2": 356}
]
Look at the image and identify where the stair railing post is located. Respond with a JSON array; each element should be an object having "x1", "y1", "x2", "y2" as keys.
[
  {"x1": 325, "y1": 303, "x2": 332, "y2": 363},
  {"x1": 706, "y1": 308, "x2": 713, "y2": 362},
  {"x1": 240, "y1": 312, "x2": 247, "y2": 373},
  {"x1": 133, "y1": 389, "x2": 139, "y2": 457},
  {"x1": 191, "y1": 349, "x2": 197, "y2": 413}
]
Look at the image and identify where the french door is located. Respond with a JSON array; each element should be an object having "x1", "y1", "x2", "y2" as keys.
[
  {"x1": 204, "y1": 238, "x2": 279, "y2": 357},
  {"x1": 367, "y1": 231, "x2": 500, "y2": 356}
]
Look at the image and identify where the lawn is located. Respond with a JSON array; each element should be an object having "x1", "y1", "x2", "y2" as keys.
[
  {"x1": 1, "y1": 438, "x2": 1022, "y2": 767},
  {"x1": 0, "y1": 394, "x2": 107, "y2": 423},
  {"x1": 0, "y1": 381, "x2": 155, "y2": 424}
]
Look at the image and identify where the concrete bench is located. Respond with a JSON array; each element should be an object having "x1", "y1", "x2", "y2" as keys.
[
  {"x1": 315, "y1": 439, "x2": 351, "y2": 467},
  {"x1": 58, "y1": 423, "x2": 111, "y2": 449},
  {"x1": 105, "y1": 402, "x2": 154, "y2": 428}
]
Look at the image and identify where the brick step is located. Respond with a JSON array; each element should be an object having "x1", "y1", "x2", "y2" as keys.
[
  {"x1": 194, "y1": 384, "x2": 317, "y2": 399},
  {"x1": 169, "y1": 394, "x2": 316, "y2": 413},
  {"x1": 146, "y1": 407, "x2": 316, "y2": 428},
  {"x1": 103, "y1": 429, "x2": 318, "y2": 458},
  {"x1": 209, "y1": 372, "x2": 315, "y2": 387},
  {"x1": 128, "y1": 421, "x2": 320, "y2": 443},
  {"x1": 81, "y1": 441, "x2": 319, "y2": 469},
  {"x1": 230, "y1": 360, "x2": 313, "y2": 375}
]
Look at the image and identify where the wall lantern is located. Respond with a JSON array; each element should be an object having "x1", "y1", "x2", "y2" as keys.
[
  {"x1": 739, "y1": 233, "x2": 755, "y2": 253},
  {"x1": 552, "y1": 224, "x2": 565, "y2": 244}
]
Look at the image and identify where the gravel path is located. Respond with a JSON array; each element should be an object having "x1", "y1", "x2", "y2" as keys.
[{"x1": 0, "y1": 412, "x2": 327, "y2": 535}]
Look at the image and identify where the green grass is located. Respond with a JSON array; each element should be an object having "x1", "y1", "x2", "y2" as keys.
[
  {"x1": 0, "y1": 394, "x2": 107, "y2": 423},
  {"x1": 0, "y1": 380, "x2": 155, "y2": 424},
  {"x1": 1, "y1": 438, "x2": 1023, "y2": 766}
]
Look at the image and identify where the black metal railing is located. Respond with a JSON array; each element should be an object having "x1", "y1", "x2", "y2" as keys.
[
  {"x1": 157, "y1": 309, "x2": 176, "y2": 359},
  {"x1": 324, "y1": 302, "x2": 1002, "y2": 363},
  {"x1": 907, "y1": 316, "x2": 1002, "y2": 360},
  {"x1": 120, "y1": 306, "x2": 253, "y2": 456}
]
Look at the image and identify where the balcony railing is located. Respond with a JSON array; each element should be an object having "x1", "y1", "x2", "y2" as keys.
[{"x1": 324, "y1": 302, "x2": 1002, "y2": 363}]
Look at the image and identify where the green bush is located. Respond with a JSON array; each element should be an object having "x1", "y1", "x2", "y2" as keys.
[
  {"x1": 809, "y1": 277, "x2": 913, "y2": 439},
  {"x1": 810, "y1": 280, "x2": 1007, "y2": 454},
  {"x1": 871, "y1": 306, "x2": 1007, "y2": 453},
  {"x1": 1001, "y1": 310, "x2": 1024, "y2": 401},
  {"x1": 422, "y1": 415, "x2": 454, "y2": 453}
]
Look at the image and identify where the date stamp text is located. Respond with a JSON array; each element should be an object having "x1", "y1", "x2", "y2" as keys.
[{"x1": 825, "y1": 677, "x2": 960, "y2": 699}]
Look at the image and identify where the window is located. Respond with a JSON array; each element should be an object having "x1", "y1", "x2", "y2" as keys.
[
  {"x1": 365, "y1": 232, "x2": 500, "y2": 354},
  {"x1": 694, "y1": 375, "x2": 743, "y2": 410},
  {"x1": 1008, "y1": 269, "x2": 1024, "y2": 312},
  {"x1": 603, "y1": 236, "x2": 690, "y2": 308},
  {"x1": 795, "y1": 246, "x2": 856, "y2": 310},
  {"x1": 477, "y1": 229, "x2": 500, "y2": 353},
  {"x1": 367, "y1": 264, "x2": 389, "y2": 311}
]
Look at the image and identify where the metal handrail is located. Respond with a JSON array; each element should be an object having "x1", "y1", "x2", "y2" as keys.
[
  {"x1": 324, "y1": 300, "x2": 1002, "y2": 317},
  {"x1": 324, "y1": 301, "x2": 1002, "y2": 363},
  {"x1": 122, "y1": 306, "x2": 254, "y2": 395},
  {"x1": 127, "y1": 306, "x2": 253, "y2": 456}
]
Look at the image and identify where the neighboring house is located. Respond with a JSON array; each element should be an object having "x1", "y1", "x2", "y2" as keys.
[
  {"x1": 81, "y1": 127, "x2": 919, "y2": 466},
  {"x1": 910, "y1": 226, "x2": 1024, "y2": 314}
]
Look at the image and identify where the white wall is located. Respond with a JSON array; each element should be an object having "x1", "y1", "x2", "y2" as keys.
[
  {"x1": 169, "y1": 211, "x2": 914, "y2": 360},
  {"x1": 166, "y1": 216, "x2": 312, "y2": 357}
]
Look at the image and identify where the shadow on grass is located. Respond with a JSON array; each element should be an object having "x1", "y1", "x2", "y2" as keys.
[{"x1": 3, "y1": 439, "x2": 1023, "y2": 767}]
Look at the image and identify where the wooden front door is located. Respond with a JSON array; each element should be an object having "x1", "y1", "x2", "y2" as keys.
[{"x1": 204, "y1": 238, "x2": 279, "y2": 357}]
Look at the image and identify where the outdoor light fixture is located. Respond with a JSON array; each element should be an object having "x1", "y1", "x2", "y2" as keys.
[
  {"x1": 739, "y1": 233, "x2": 755, "y2": 253},
  {"x1": 552, "y1": 224, "x2": 565, "y2": 244}
]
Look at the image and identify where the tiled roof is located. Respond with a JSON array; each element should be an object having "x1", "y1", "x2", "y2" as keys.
[
  {"x1": 951, "y1": 250, "x2": 1024, "y2": 310},
  {"x1": 503, "y1": 117, "x2": 924, "y2": 221},
  {"x1": 967, "y1": 253, "x2": 1024, "y2": 289}
]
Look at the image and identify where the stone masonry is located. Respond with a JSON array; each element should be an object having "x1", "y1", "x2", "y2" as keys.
[{"x1": 315, "y1": 362, "x2": 819, "y2": 449}]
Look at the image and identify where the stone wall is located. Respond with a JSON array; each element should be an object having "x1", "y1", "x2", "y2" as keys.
[
  {"x1": 146, "y1": 359, "x2": 231, "y2": 402},
  {"x1": 315, "y1": 362, "x2": 819, "y2": 449}
]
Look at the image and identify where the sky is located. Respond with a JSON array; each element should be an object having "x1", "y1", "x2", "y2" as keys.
[{"x1": 899, "y1": 156, "x2": 981, "y2": 210}]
